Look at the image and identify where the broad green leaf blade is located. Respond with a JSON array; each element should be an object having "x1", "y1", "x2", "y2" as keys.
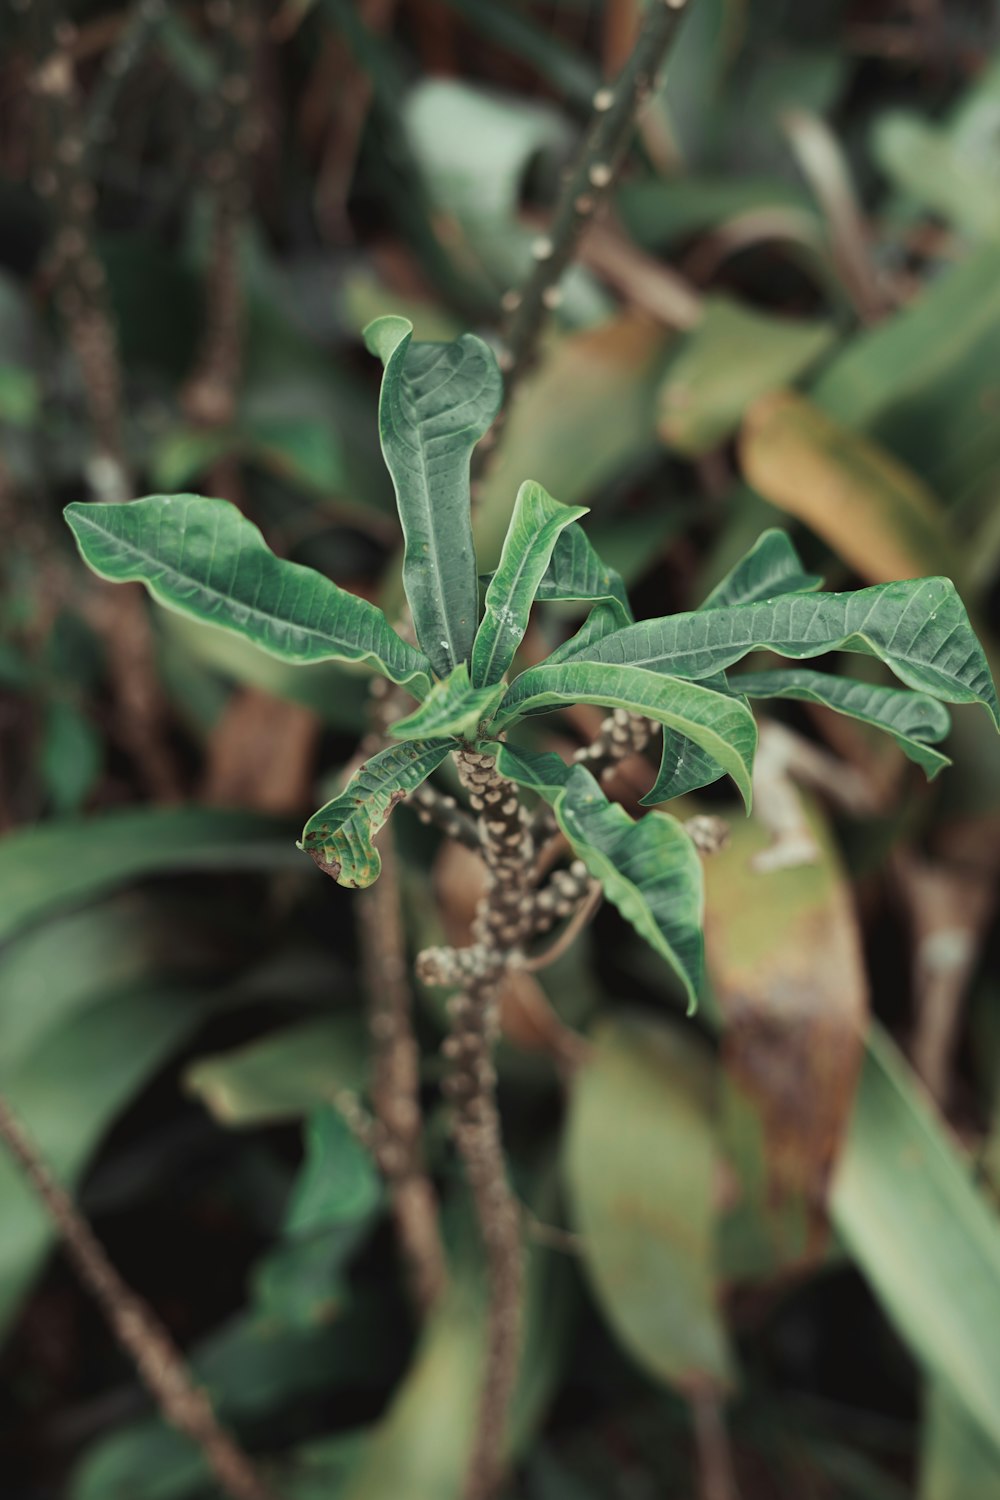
[
  {"x1": 391, "y1": 663, "x2": 506, "y2": 741},
  {"x1": 920, "y1": 1381, "x2": 1000, "y2": 1500},
  {"x1": 65, "y1": 495, "x2": 432, "y2": 696},
  {"x1": 184, "y1": 1017, "x2": 369, "y2": 1126},
  {"x1": 578, "y1": 577, "x2": 999, "y2": 726},
  {"x1": 641, "y1": 733, "x2": 728, "y2": 806},
  {"x1": 544, "y1": 601, "x2": 632, "y2": 667},
  {"x1": 535, "y1": 520, "x2": 633, "y2": 625},
  {"x1": 0, "y1": 806, "x2": 296, "y2": 947},
  {"x1": 832, "y1": 1024, "x2": 1000, "y2": 1458},
  {"x1": 495, "y1": 746, "x2": 704, "y2": 1009},
  {"x1": 300, "y1": 740, "x2": 452, "y2": 888},
  {"x1": 699, "y1": 527, "x2": 823, "y2": 610},
  {"x1": 563, "y1": 1016, "x2": 732, "y2": 1390},
  {"x1": 340, "y1": 1276, "x2": 484, "y2": 1500},
  {"x1": 470, "y1": 481, "x2": 587, "y2": 687},
  {"x1": 495, "y1": 660, "x2": 757, "y2": 810},
  {"x1": 734, "y1": 668, "x2": 952, "y2": 779},
  {"x1": 284, "y1": 1108, "x2": 381, "y2": 1234},
  {"x1": 365, "y1": 315, "x2": 502, "y2": 676}
]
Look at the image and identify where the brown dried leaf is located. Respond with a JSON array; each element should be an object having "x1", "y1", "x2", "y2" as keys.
[
  {"x1": 704, "y1": 794, "x2": 868, "y2": 1254},
  {"x1": 201, "y1": 686, "x2": 319, "y2": 814},
  {"x1": 739, "y1": 388, "x2": 966, "y2": 588}
]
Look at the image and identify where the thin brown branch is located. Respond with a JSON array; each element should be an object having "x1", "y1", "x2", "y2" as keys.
[
  {"x1": 692, "y1": 1389, "x2": 740, "y2": 1500},
  {"x1": 475, "y1": 0, "x2": 692, "y2": 477},
  {"x1": 0, "y1": 1094, "x2": 278, "y2": 1500},
  {"x1": 181, "y1": 0, "x2": 261, "y2": 457},
  {"x1": 357, "y1": 824, "x2": 448, "y2": 1316},
  {"x1": 32, "y1": 7, "x2": 180, "y2": 800},
  {"x1": 523, "y1": 880, "x2": 602, "y2": 971},
  {"x1": 439, "y1": 749, "x2": 535, "y2": 1500},
  {"x1": 32, "y1": 10, "x2": 129, "y2": 497}
]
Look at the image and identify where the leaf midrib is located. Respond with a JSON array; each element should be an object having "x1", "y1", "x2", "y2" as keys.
[{"x1": 72, "y1": 508, "x2": 410, "y2": 669}]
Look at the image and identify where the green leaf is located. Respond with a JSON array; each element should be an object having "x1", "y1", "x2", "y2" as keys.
[
  {"x1": 812, "y1": 248, "x2": 1000, "y2": 522},
  {"x1": 40, "y1": 699, "x2": 102, "y2": 814},
  {"x1": 495, "y1": 747, "x2": 704, "y2": 1010},
  {"x1": 340, "y1": 1276, "x2": 485, "y2": 1500},
  {"x1": 920, "y1": 1382, "x2": 1000, "y2": 1500},
  {"x1": 365, "y1": 315, "x2": 501, "y2": 676},
  {"x1": 699, "y1": 527, "x2": 823, "y2": 610},
  {"x1": 251, "y1": 1231, "x2": 360, "y2": 1332},
  {"x1": 391, "y1": 663, "x2": 506, "y2": 741},
  {"x1": 532, "y1": 519, "x2": 635, "y2": 667},
  {"x1": 495, "y1": 660, "x2": 757, "y2": 810},
  {"x1": 734, "y1": 669, "x2": 952, "y2": 779},
  {"x1": 184, "y1": 1017, "x2": 369, "y2": 1127},
  {"x1": 0, "y1": 984, "x2": 214, "y2": 1338},
  {"x1": 544, "y1": 602, "x2": 634, "y2": 668},
  {"x1": 657, "y1": 296, "x2": 834, "y2": 456},
  {"x1": 471, "y1": 481, "x2": 588, "y2": 687},
  {"x1": 536, "y1": 522, "x2": 633, "y2": 624},
  {"x1": 576, "y1": 577, "x2": 999, "y2": 726},
  {"x1": 832, "y1": 1024, "x2": 1000, "y2": 1459},
  {"x1": 563, "y1": 1016, "x2": 732, "y2": 1389},
  {"x1": 300, "y1": 740, "x2": 453, "y2": 888},
  {"x1": 64, "y1": 494, "x2": 432, "y2": 696},
  {"x1": 641, "y1": 734, "x2": 728, "y2": 807},
  {"x1": 0, "y1": 806, "x2": 296, "y2": 947},
  {"x1": 285, "y1": 1108, "x2": 381, "y2": 1234}
]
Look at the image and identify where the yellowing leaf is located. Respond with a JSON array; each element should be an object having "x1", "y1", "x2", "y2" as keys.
[
  {"x1": 563, "y1": 1015, "x2": 733, "y2": 1393},
  {"x1": 739, "y1": 390, "x2": 966, "y2": 586}
]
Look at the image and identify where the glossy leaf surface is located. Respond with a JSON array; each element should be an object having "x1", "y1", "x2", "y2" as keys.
[
  {"x1": 534, "y1": 520, "x2": 633, "y2": 625},
  {"x1": 366, "y1": 315, "x2": 501, "y2": 676},
  {"x1": 391, "y1": 663, "x2": 506, "y2": 741},
  {"x1": 496, "y1": 746, "x2": 704, "y2": 1009},
  {"x1": 300, "y1": 740, "x2": 452, "y2": 888},
  {"x1": 576, "y1": 577, "x2": 999, "y2": 723},
  {"x1": 734, "y1": 668, "x2": 952, "y2": 778},
  {"x1": 496, "y1": 660, "x2": 757, "y2": 810},
  {"x1": 471, "y1": 481, "x2": 587, "y2": 687},
  {"x1": 699, "y1": 527, "x2": 823, "y2": 610},
  {"x1": 65, "y1": 495, "x2": 433, "y2": 695}
]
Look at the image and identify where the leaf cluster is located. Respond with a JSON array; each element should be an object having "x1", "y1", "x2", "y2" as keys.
[{"x1": 65, "y1": 318, "x2": 999, "y2": 1011}]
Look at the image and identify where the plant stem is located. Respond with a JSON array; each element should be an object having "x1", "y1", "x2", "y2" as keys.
[
  {"x1": 181, "y1": 0, "x2": 260, "y2": 451},
  {"x1": 0, "y1": 1094, "x2": 278, "y2": 1500},
  {"x1": 31, "y1": 4, "x2": 180, "y2": 801},
  {"x1": 357, "y1": 823, "x2": 449, "y2": 1316},
  {"x1": 31, "y1": 7, "x2": 130, "y2": 499},
  {"x1": 443, "y1": 749, "x2": 534, "y2": 1500},
  {"x1": 492, "y1": 0, "x2": 691, "y2": 415}
]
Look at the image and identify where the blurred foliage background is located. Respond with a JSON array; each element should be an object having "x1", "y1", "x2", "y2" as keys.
[{"x1": 2, "y1": 1, "x2": 1000, "y2": 1497}]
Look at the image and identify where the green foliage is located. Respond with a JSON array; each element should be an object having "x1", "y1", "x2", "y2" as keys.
[
  {"x1": 65, "y1": 494, "x2": 433, "y2": 696},
  {"x1": 64, "y1": 328, "x2": 998, "y2": 1009},
  {"x1": 569, "y1": 579, "x2": 999, "y2": 720},
  {"x1": 734, "y1": 670, "x2": 953, "y2": 778},
  {"x1": 471, "y1": 481, "x2": 587, "y2": 687},
  {"x1": 299, "y1": 740, "x2": 453, "y2": 888},
  {"x1": 832, "y1": 1026, "x2": 1000, "y2": 1460},
  {"x1": 495, "y1": 746, "x2": 704, "y2": 1010},
  {"x1": 563, "y1": 1017, "x2": 732, "y2": 1389},
  {"x1": 5, "y1": 7, "x2": 1000, "y2": 1492},
  {"x1": 365, "y1": 315, "x2": 501, "y2": 677}
]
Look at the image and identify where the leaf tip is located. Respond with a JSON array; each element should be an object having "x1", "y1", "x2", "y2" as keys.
[{"x1": 363, "y1": 314, "x2": 412, "y2": 365}]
